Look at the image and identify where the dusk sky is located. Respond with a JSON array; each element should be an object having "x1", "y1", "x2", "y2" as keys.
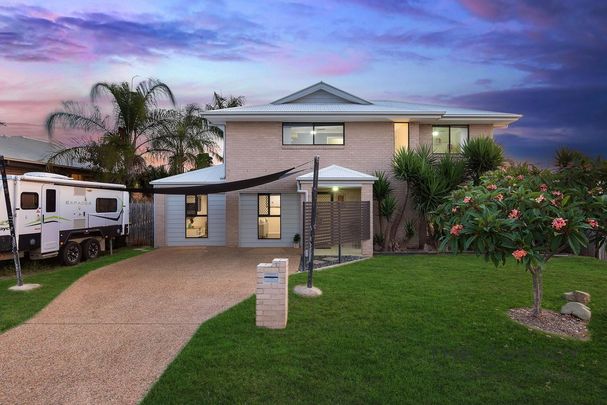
[{"x1": 0, "y1": 0, "x2": 605, "y2": 165}]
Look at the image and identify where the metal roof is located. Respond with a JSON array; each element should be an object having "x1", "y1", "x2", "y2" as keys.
[
  {"x1": 203, "y1": 82, "x2": 522, "y2": 125},
  {"x1": 150, "y1": 164, "x2": 225, "y2": 186},
  {"x1": 0, "y1": 135, "x2": 89, "y2": 168},
  {"x1": 271, "y1": 81, "x2": 371, "y2": 105},
  {"x1": 297, "y1": 165, "x2": 378, "y2": 182}
]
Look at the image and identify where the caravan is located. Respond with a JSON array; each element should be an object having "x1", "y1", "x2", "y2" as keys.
[{"x1": 0, "y1": 172, "x2": 129, "y2": 265}]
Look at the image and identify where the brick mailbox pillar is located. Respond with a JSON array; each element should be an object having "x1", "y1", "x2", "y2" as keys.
[{"x1": 256, "y1": 258, "x2": 288, "y2": 329}]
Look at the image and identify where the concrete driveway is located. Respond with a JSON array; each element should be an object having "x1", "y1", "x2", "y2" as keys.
[{"x1": 0, "y1": 247, "x2": 300, "y2": 404}]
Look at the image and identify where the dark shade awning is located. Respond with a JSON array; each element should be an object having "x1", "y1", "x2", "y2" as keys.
[{"x1": 144, "y1": 167, "x2": 298, "y2": 194}]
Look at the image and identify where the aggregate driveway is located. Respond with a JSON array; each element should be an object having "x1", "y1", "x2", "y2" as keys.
[{"x1": 0, "y1": 247, "x2": 300, "y2": 404}]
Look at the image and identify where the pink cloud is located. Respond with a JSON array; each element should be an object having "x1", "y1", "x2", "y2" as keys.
[{"x1": 288, "y1": 51, "x2": 370, "y2": 76}]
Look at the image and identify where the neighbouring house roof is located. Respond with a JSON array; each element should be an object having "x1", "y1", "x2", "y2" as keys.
[
  {"x1": 297, "y1": 165, "x2": 378, "y2": 182},
  {"x1": 0, "y1": 135, "x2": 89, "y2": 169},
  {"x1": 203, "y1": 82, "x2": 522, "y2": 127},
  {"x1": 150, "y1": 164, "x2": 225, "y2": 186}
]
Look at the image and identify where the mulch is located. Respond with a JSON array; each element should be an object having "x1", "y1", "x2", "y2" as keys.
[{"x1": 508, "y1": 307, "x2": 590, "y2": 341}]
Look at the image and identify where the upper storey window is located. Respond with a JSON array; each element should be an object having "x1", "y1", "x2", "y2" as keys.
[
  {"x1": 282, "y1": 123, "x2": 344, "y2": 145},
  {"x1": 432, "y1": 125, "x2": 469, "y2": 153}
]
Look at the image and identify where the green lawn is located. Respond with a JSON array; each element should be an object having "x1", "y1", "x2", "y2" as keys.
[
  {"x1": 143, "y1": 255, "x2": 607, "y2": 404},
  {"x1": 0, "y1": 247, "x2": 148, "y2": 332}
]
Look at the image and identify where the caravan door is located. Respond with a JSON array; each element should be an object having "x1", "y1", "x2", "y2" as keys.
[{"x1": 41, "y1": 186, "x2": 60, "y2": 253}]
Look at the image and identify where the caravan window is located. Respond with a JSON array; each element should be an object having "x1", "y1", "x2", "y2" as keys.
[
  {"x1": 45, "y1": 189, "x2": 57, "y2": 212},
  {"x1": 20, "y1": 192, "x2": 39, "y2": 210},
  {"x1": 96, "y1": 198, "x2": 118, "y2": 213}
]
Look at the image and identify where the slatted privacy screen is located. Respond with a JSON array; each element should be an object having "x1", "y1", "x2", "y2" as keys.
[{"x1": 303, "y1": 201, "x2": 370, "y2": 248}]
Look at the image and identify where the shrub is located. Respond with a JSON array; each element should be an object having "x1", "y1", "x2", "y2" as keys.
[{"x1": 461, "y1": 137, "x2": 504, "y2": 185}]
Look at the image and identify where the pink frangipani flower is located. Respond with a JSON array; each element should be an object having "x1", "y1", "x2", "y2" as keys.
[
  {"x1": 540, "y1": 183, "x2": 548, "y2": 192},
  {"x1": 587, "y1": 218, "x2": 599, "y2": 229},
  {"x1": 487, "y1": 184, "x2": 497, "y2": 191},
  {"x1": 463, "y1": 196, "x2": 473, "y2": 204},
  {"x1": 512, "y1": 249, "x2": 528, "y2": 262},
  {"x1": 552, "y1": 217, "x2": 567, "y2": 231},
  {"x1": 508, "y1": 209, "x2": 520, "y2": 219},
  {"x1": 535, "y1": 194, "x2": 545, "y2": 203},
  {"x1": 450, "y1": 224, "x2": 464, "y2": 236},
  {"x1": 495, "y1": 193, "x2": 504, "y2": 202}
]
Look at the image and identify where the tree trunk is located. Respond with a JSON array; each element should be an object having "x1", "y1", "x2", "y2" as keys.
[
  {"x1": 387, "y1": 188, "x2": 409, "y2": 251},
  {"x1": 530, "y1": 266, "x2": 543, "y2": 317},
  {"x1": 377, "y1": 211, "x2": 384, "y2": 251}
]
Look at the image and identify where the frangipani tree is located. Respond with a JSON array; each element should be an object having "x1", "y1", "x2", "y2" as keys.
[{"x1": 434, "y1": 164, "x2": 607, "y2": 317}]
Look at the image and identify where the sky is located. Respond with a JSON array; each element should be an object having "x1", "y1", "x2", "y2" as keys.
[{"x1": 0, "y1": 0, "x2": 605, "y2": 165}]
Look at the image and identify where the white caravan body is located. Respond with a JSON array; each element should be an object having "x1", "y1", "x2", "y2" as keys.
[{"x1": 0, "y1": 172, "x2": 129, "y2": 261}]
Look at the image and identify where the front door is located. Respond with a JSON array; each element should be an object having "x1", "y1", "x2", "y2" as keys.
[{"x1": 41, "y1": 186, "x2": 60, "y2": 253}]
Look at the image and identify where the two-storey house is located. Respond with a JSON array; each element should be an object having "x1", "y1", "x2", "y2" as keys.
[{"x1": 151, "y1": 82, "x2": 521, "y2": 256}]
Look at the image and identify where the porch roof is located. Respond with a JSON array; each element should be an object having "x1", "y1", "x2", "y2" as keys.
[{"x1": 296, "y1": 164, "x2": 377, "y2": 182}]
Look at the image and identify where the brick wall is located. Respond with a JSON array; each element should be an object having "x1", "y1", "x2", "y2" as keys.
[{"x1": 256, "y1": 258, "x2": 288, "y2": 329}]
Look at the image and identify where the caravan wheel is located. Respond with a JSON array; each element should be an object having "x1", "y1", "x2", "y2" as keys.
[
  {"x1": 82, "y1": 239, "x2": 101, "y2": 260},
  {"x1": 61, "y1": 241, "x2": 82, "y2": 266}
]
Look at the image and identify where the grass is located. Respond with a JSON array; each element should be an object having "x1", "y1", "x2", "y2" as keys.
[
  {"x1": 0, "y1": 247, "x2": 148, "y2": 333},
  {"x1": 143, "y1": 255, "x2": 607, "y2": 404}
]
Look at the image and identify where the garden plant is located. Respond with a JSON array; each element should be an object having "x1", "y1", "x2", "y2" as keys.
[{"x1": 434, "y1": 152, "x2": 607, "y2": 317}]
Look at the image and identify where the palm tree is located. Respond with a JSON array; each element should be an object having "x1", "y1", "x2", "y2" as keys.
[
  {"x1": 205, "y1": 92, "x2": 245, "y2": 110},
  {"x1": 151, "y1": 104, "x2": 221, "y2": 175},
  {"x1": 46, "y1": 78, "x2": 175, "y2": 185}
]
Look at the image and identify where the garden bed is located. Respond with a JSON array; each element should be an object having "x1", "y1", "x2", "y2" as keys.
[{"x1": 508, "y1": 307, "x2": 589, "y2": 340}]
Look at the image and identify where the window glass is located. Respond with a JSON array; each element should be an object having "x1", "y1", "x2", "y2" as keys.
[
  {"x1": 258, "y1": 217, "x2": 281, "y2": 239},
  {"x1": 394, "y1": 123, "x2": 409, "y2": 152},
  {"x1": 258, "y1": 194, "x2": 280, "y2": 239},
  {"x1": 20, "y1": 192, "x2": 39, "y2": 210},
  {"x1": 269, "y1": 194, "x2": 281, "y2": 216},
  {"x1": 45, "y1": 189, "x2": 56, "y2": 212},
  {"x1": 432, "y1": 127, "x2": 450, "y2": 153},
  {"x1": 450, "y1": 127, "x2": 469, "y2": 153},
  {"x1": 283, "y1": 125, "x2": 313, "y2": 144},
  {"x1": 282, "y1": 123, "x2": 344, "y2": 145},
  {"x1": 185, "y1": 195, "x2": 208, "y2": 238},
  {"x1": 186, "y1": 216, "x2": 208, "y2": 238},
  {"x1": 314, "y1": 125, "x2": 344, "y2": 145},
  {"x1": 96, "y1": 198, "x2": 118, "y2": 213}
]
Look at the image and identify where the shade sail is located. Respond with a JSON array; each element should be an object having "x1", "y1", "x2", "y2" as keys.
[
  {"x1": 145, "y1": 167, "x2": 298, "y2": 194},
  {"x1": 119, "y1": 167, "x2": 300, "y2": 194}
]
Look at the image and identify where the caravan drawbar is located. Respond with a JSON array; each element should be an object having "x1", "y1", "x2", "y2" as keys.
[{"x1": 0, "y1": 172, "x2": 129, "y2": 265}]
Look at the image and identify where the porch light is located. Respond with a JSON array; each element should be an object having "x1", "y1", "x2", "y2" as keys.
[
  {"x1": 332, "y1": 186, "x2": 339, "y2": 192},
  {"x1": 432, "y1": 130, "x2": 439, "y2": 136}
]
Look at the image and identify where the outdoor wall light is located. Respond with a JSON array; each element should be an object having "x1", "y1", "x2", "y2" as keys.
[{"x1": 332, "y1": 186, "x2": 339, "y2": 192}]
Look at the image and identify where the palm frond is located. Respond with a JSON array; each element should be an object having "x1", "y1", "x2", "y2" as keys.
[
  {"x1": 138, "y1": 78, "x2": 176, "y2": 106},
  {"x1": 45, "y1": 102, "x2": 110, "y2": 137}
]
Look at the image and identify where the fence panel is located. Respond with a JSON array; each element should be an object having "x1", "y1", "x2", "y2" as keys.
[{"x1": 128, "y1": 201, "x2": 154, "y2": 247}]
